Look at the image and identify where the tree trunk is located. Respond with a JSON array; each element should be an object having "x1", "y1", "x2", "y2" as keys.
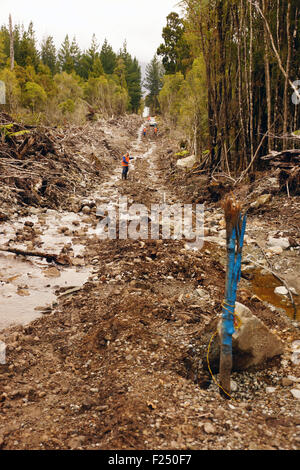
[
  {"x1": 9, "y1": 14, "x2": 14, "y2": 71},
  {"x1": 283, "y1": 0, "x2": 292, "y2": 150},
  {"x1": 263, "y1": 0, "x2": 273, "y2": 153}
]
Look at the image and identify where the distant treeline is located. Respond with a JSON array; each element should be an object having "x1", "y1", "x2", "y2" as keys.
[{"x1": 0, "y1": 19, "x2": 142, "y2": 124}]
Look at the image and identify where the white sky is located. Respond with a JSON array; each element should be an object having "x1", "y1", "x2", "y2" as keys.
[{"x1": 0, "y1": 0, "x2": 183, "y2": 65}]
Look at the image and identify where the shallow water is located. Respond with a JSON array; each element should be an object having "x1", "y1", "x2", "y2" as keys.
[
  {"x1": 252, "y1": 269, "x2": 300, "y2": 321},
  {"x1": 0, "y1": 209, "x2": 93, "y2": 331}
]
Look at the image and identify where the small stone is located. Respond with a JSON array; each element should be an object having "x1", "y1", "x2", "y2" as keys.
[
  {"x1": 43, "y1": 267, "x2": 61, "y2": 278},
  {"x1": 17, "y1": 288, "x2": 30, "y2": 296},
  {"x1": 230, "y1": 379, "x2": 238, "y2": 392},
  {"x1": 68, "y1": 435, "x2": 86, "y2": 449},
  {"x1": 291, "y1": 352, "x2": 300, "y2": 365},
  {"x1": 291, "y1": 340, "x2": 300, "y2": 351},
  {"x1": 282, "y1": 377, "x2": 294, "y2": 386},
  {"x1": 266, "y1": 387, "x2": 276, "y2": 393},
  {"x1": 268, "y1": 246, "x2": 283, "y2": 255},
  {"x1": 274, "y1": 286, "x2": 288, "y2": 296},
  {"x1": 214, "y1": 408, "x2": 225, "y2": 419},
  {"x1": 290, "y1": 389, "x2": 300, "y2": 399},
  {"x1": 203, "y1": 422, "x2": 216, "y2": 434}
]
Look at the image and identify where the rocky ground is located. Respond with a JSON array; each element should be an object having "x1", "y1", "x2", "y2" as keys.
[{"x1": 0, "y1": 116, "x2": 299, "y2": 451}]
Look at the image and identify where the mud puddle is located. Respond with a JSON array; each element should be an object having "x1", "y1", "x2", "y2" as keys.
[
  {"x1": 0, "y1": 252, "x2": 90, "y2": 330},
  {"x1": 0, "y1": 209, "x2": 94, "y2": 331},
  {"x1": 252, "y1": 269, "x2": 300, "y2": 321}
]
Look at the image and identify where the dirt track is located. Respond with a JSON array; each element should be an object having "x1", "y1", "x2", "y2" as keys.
[{"x1": 0, "y1": 117, "x2": 299, "y2": 450}]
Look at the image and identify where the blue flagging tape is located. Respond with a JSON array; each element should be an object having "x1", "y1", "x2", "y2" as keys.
[{"x1": 221, "y1": 213, "x2": 247, "y2": 350}]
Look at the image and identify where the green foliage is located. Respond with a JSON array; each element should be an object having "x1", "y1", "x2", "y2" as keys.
[
  {"x1": 54, "y1": 71, "x2": 83, "y2": 103},
  {"x1": 59, "y1": 98, "x2": 75, "y2": 114},
  {"x1": 90, "y1": 56, "x2": 104, "y2": 78},
  {"x1": 157, "y1": 12, "x2": 192, "y2": 76},
  {"x1": 175, "y1": 150, "x2": 189, "y2": 157},
  {"x1": 84, "y1": 75, "x2": 129, "y2": 115},
  {"x1": 0, "y1": 124, "x2": 31, "y2": 141},
  {"x1": 0, "y1": 19, "x2": 141, "y2": 123},
  {"x1": 159, "y1": 57, "x2": 208, "y2": 156},
  {"x1": 0, "y1": 31, "x2": 6, "y2": 68},
  {"x1": 144, "y1": 55, "x2": 164, "y2": 114},
  {"x1": 22, "y1": 81, "x2": 47, "y2": 111},
  {"x1": 0, "y1": 68, "x2": 21, "y2": 111},
  {"x1": 41, "y1": 36, "x2": 57, "y2": 74},
  {"x1": 100, "y1": 39, "x2": 117, "y2": 74},
  {"x1": 117, "y1": 42, "x2": 142, "y2": 112}
]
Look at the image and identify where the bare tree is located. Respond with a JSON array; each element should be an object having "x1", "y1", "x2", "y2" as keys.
[{"x1": 9, "y1": 14, "x2": 14, "y2": 71}]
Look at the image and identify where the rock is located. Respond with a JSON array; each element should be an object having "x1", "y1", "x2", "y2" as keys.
[
  {"x1": 72, "y1": 258, "x2": 85, "y2": 267},
  {"x1": 230, "y1": 379, "x2": 238, "y2": 392},
  {"x1": 292, "y1": 340, "x2": 300, "y2": 351},
  {"x1": 291, "y1": 352, "x2": 300, "y2": 365},
  {"x1": 17, "y1": 288, "x2": 30, "y2": 296},
  {"x1": 81, "y1": 206, "x2": 91, "y2": 215},
  {"x1": 268, "y1": 236, "x2": 290, "y2": 250},
  {"x1": 284, "y1": 274, "x2": 300, "y2": 295},
  {"x1": 250, "y1": 194, "x2": 272, "y2": 209},
  {"x1": 268, "y1": 246, "x2": 283, "y2": 255},
  {"x1": 176, "y1": 154, "x2": 197, "y2": 170},
  {"x1": 203, "y1": 422, "x2": 216, "y2": 434},
  {"x1": 214, "y1": 408, "x2": 225, "y2": 419},
  {"x1": 43, "y1": 267, "x2": 61, "y2": 278},
  {"x1": 68, "y1": 435, "x2": 86, "y2": 449},
  {"x1": 230, "y1": 303, "x2": 284, "y2": 368},
  {"x1": 282, "y1": 377, "x2": 294, "y2": 386},
  {"x1": 266, "y1": 387, "x2": 276, "y2": 393},
  {"x1": 274, "y1": 286, "x2": 288, "y2": 296},
  {"x1": 204, "y1": 302, "x2": 285, "y2": 372},
  {"x1": 195, "y1": 288, "x2": 209, "y2": 298},
  {"x1": 290, "y1": 389, "x2": 300, "y2": 399}
]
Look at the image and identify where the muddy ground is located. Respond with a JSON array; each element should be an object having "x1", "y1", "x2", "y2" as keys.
[{"x1": 0, "y1": 116, "x2": 299, "y2": 451}]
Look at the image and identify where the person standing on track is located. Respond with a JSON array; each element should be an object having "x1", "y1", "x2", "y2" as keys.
[
  {"x1": 121, "y1": 152, "x2": 133, "y2": 180},
  {"x1": 143, "y1": 127, "x2": 147, "y2": 138}
]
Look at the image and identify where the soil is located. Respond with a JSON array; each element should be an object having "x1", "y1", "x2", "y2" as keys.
[{"x1": 0, "y1": 116, "x2": 299, "y2": 451}]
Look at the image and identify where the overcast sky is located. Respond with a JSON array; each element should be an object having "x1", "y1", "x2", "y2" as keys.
[{"x1": 1, "y1": 0, "x2": 183, "y2": 65}]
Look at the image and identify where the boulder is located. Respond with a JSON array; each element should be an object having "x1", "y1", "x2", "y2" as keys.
[
  {"x1": 203, "y1": 302, "x2": 284, "y2": 372},
  {"x1": 250, "y1": 193, "x2": 272, "y2": 209},
  {"x1": 268, "y1": 236, "x2": 290, "y2": 250},
  {"x1": 176, "y1": 155, "x2": 197, "y2": 170},
  {"x1": 229, "y1": 302, "x2": 284, "y2": 369}
]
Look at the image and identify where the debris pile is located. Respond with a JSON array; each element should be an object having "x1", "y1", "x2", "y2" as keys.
[
  {"x1": 261, "y1": 149, "x2": 300, "y2": 195},
  {"x1": 0, "y1": 112, "x2": 140, "y2": 213}
]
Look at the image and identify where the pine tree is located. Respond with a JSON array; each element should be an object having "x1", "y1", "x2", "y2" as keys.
[
  {"x1": 41, "y1": 36, "x2": 57, "y2": 74},
  {"x1": 58, "y1": 35, "x2": 74, "y2": 73},
  {"x1": 118, "y1": 42, "x2": 142, "y2": 112},
  {"x1": 0, "y1": 31, "x2": 7, "y2": 68},
  {"x1": 144, "y1": 55, "x2": 164, "y2": 114},
  {"x1": 90, "y1": 56, "x2": 104, "y2": 78},
  {"x1": 18, "y1": 21, "x2": 40, "y2": 70},
  {"x1": 70, "y1": 36, "x2": 81, "y2": 74},
  {"x1": 100, "y1": 39, "x2": 117, "y2": 74}
]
